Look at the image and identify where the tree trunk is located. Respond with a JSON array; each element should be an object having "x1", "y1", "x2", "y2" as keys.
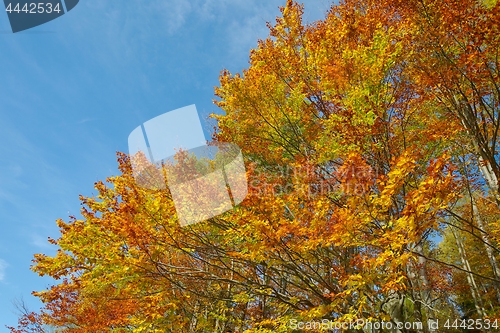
[
  {"x1": 478, "y1": 156, "x2": 500, "y2": 206},
  {"x1": 471, "y1": 195, "x2": 500, "y2": 304},
  {"x1": 383, "y1": 291, "x2": 405, "y2": 333},
  {"x1": 451, "y1": 227, "x2": 486, "y2": 318},
  {"x1": 414, "y1": 242, "x2": 436, "y2": 333}
]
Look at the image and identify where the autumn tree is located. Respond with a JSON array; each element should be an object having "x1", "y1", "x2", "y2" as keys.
[{"x1": 9, "y1": 0, "x2": 500, "y2": 332}]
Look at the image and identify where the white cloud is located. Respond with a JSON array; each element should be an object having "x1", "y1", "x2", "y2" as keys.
[
  {"x1": 31, "y1": 234, "x2": 54, "y2": 251},
  {"x1": 157, "y1": 0, "x2": 193, "y2": 35},
  {"x1": 73, "y1": 0, "x2": 330, "y2": 61},
  {"x1": 0, "y1": 259, "x2": 8, "y2": 281}
]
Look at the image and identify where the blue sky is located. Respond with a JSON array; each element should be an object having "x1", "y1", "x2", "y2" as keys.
[{"x1": 0, "y1": 0, "x2": 329, "y2": 329}]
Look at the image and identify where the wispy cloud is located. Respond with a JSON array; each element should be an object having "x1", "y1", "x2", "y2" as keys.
[
  {"x1": 31, "y1": 234, "x2": 54, "y2": 251},
  {"x1": 66, "y1": 0, "x2": 328, "y2": 67},
  {"x1": 77, "y1": 118, "x2": 95, "y2": 124},
  {"x1": 0, "y1": 259, "x2": 8, "y2": 281}
]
